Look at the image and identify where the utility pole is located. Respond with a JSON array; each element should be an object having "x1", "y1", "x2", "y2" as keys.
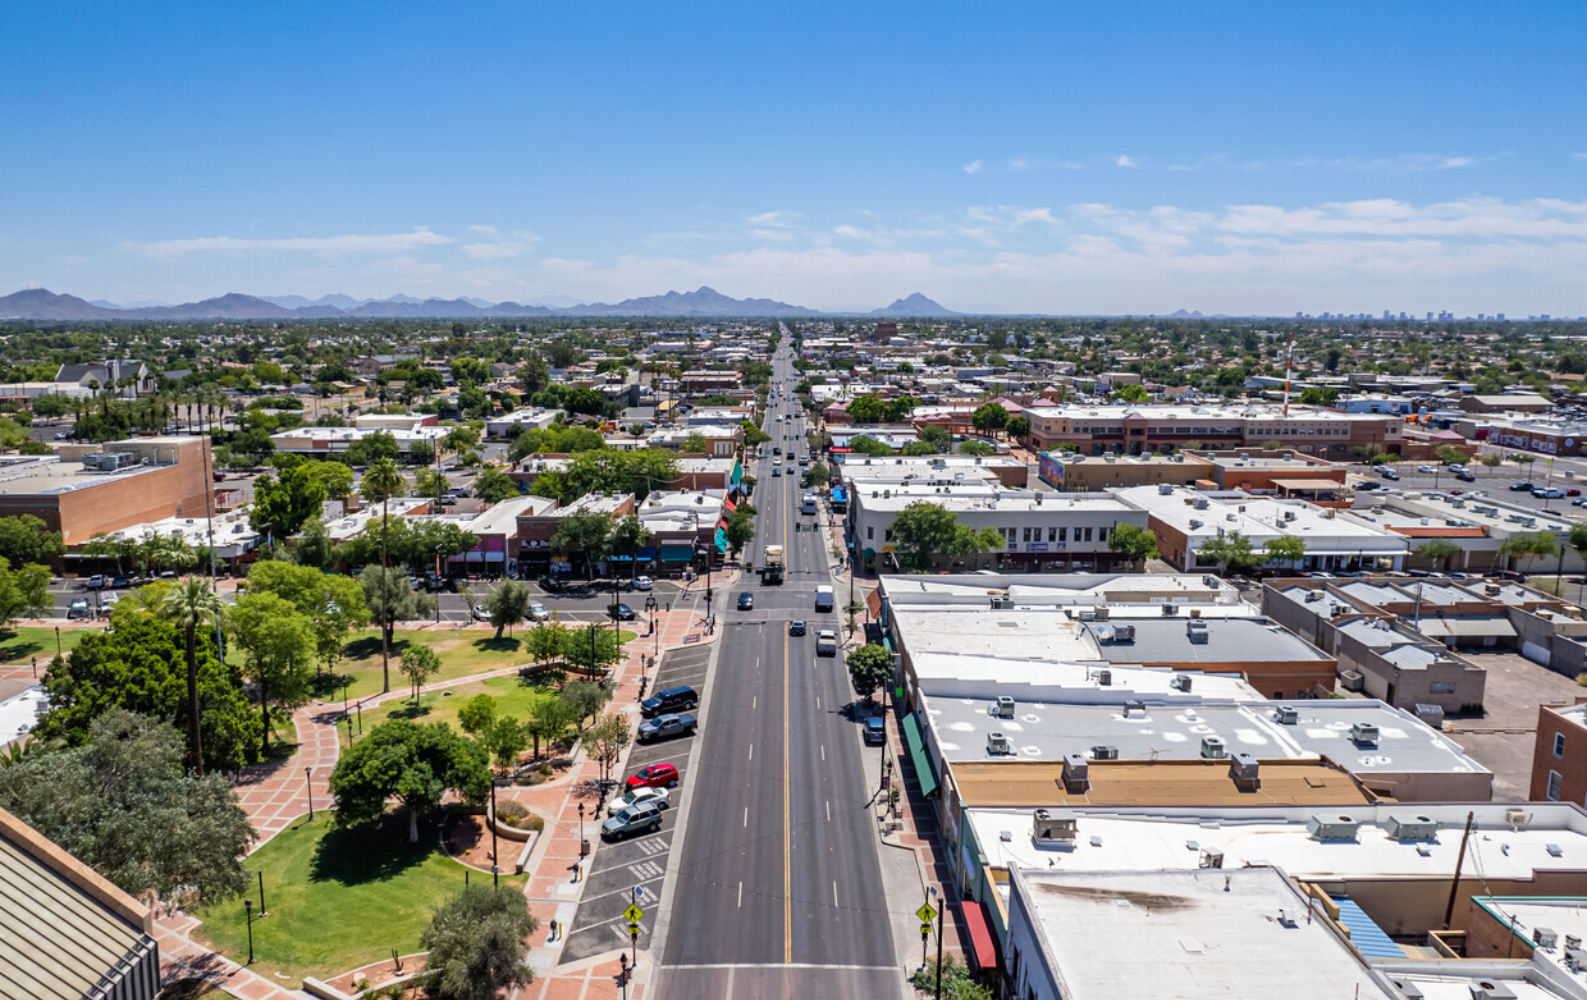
[{"x1": 1442, "y1": 810, "x2": 1476, "y2": 930}]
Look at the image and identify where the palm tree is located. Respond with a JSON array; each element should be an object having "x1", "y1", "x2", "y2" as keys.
[
  {"x1": 160, "y1": 576, "x2": 224, "y2": 774},
  {"x1": 362, "y1": 457, "x2": 407, "y2": 693}
]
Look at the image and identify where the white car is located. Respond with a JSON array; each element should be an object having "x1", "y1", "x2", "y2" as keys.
[
  {"x1": 1417, "y1": 465, "x2": 1436, "y2": 474},
  {"x1": 528, "y1": 601, "x2": 549, "y2": 622},
  {"x1": 633, "y1": 575, "x2": 654, "y2": 591},
  {"x1": 607, "y1": 785, "x2": 672, "y2": 817}
]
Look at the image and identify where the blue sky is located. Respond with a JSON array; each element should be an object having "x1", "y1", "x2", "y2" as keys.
[{"x1": 2, "y1": 1, "x2": 1584, "y2": 314}]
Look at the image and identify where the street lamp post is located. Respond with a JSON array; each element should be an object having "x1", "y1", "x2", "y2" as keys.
[
  {"x1": 244, "y1": 898, "x2": 255, "y2": 965},
  {"x1": 304, "y1": 766, "x2": 314, "y2": 820},
  {"x1": 489, "y1": 777, "x2": 500, "y2": 888}
]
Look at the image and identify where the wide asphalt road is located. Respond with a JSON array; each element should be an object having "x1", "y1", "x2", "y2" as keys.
[{"x1": 655, "y1": 342, "x2": 899, "y2": 999}]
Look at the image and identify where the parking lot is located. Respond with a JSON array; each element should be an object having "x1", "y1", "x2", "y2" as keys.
[
  {"x1": 557, "y1": 642, "x2": 711, "y2": 963},
  {"x1": 1363, "y1": 463, "x2": 1587, "y2": 520},
  {"x1": 1442, "y1": 651, "x2": 1584, "y2": 802}
]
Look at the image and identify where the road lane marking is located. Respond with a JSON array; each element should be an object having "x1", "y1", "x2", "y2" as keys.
[
  {"x1": 738, "y1": 881, "x2": 743, "y2": 908},
  {"x1": 833, "y1": 880, "x2": 839, "y2": 907},
  {"x1": 825, "y1": 799, "x2": 830, "y2": 822},
  {"x1": 752, "y1": 695, "x2": 757, "y2": 710},
  {"x1": 816, "y1": 695, "x2": 820, "y2": 710},
  {"x1": 743, "y1": 807, "x2": 748, "y2": 828},
  {"x1": 783, "y1": 629, "x2": 792, "y2": 963},
  {"x1": 820, "y1": 744, "x2": 825, "y2": 762},
  {"x1": 748, "y1": 742, "x2": 753, "y2": 761}
]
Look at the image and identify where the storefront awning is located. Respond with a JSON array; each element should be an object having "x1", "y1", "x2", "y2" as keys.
[
  {"x1": 659, "y1": 545, "x2": 694, "y2": 562},
  {"x1": 901, "y1": 713, "x2": 939, "y2": 799},
  {"x1": 714, "y1": 527, "x2": 728, "y2": 553},
  {"x1": 960, "y1": 901, "x2": 998, "y2": 970}
]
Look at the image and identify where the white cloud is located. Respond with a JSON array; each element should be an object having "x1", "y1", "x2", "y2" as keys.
[
  {"x1": 963, "y1": 160, "x2": 984, "y2": 174},
  {"x1": 1115, "y1": 154, "x2": 1137, "y2": 168},
  {"x1": 1294, "y1": 153, "x2": 1500, "y2": 174},
  {"x1": 1009, "y1": 157, "x2": 1032, "y2": 172},
  {"x1": 1573, "y1": 152, "x2": 1587, "y2": 161},
  {"x1": 460, "y1": 225, "x2": 541, "y2": 260},
  {"x1": 123, "y1": 228, "x2": 452, "y2": 261}
]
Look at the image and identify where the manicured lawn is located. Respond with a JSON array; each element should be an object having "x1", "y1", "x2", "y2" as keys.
[
  {"x1": 191, "y1": 812, "x2": 523, "y2": 986},
  {"x1": 325, "y1": 628, "x2": 639, "y2": 701},
  {"x1": 340, "y1": 674, "x2": 559, "y2": 746},
  {"x1": 0, "y1": 626, "x2": 99, "y2": 665}
]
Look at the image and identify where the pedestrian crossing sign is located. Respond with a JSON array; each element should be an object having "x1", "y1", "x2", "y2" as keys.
[
  {"x1": 623, "y1": 904, "x2": 645, "y2": 924},
  {"x1": 916, "y1": 902, "x2": 938, "y2": 924}
]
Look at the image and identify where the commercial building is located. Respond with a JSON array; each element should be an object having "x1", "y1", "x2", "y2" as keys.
[
  {"x1": 1037, "y1": 451, "x2": 1212, "y2": 492},
  {"x1": 271, "y1": 423, "x2": 447, "y2": 456},
  {"x1": 1531, "y1": 703, "x2": 1587, "y2": 804},
  {"x1": 1021, "y1": 401, "x2": 1405, "y2": 459},
  {"x1": 635, "y1": 490, "x2": 729, "y2": 574},
  {"x1": 516, "y1": 492, "x2": 637, "y2": 577},
  {"x1": 0, "y1": 804, "x2": 161, "y2": 1000},
  {"x1": 649, "y1": 424, "x2": 740, "y2": 459},
  {"x1": 484, "y1": 407, "x2": 562, "y2": 438},
  {"x1": 837, "y1": 453, "x2": 1029, "y2": 489},
  {"x1": 847, "y1": 487, "x2": 1148, "y2": 573},
  {"x1": 0, "y1": 437, "x2": 214, "y2": 556},
  {"x1": 1347, "y1": 491, "x2": 1584, "y2": 576},
  {"x1": 1190, "y1": 448, "x2": 1352, "y2": 502},
  {"x1": 1116, "y1": 485, "x2": 1408, "y2": 573}
]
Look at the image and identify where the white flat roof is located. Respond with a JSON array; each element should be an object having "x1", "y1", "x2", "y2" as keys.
[{"x1": 1119, "y1": 486, "x2": 1409, "y2": 552}]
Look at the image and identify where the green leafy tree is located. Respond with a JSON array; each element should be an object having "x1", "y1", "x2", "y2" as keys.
[
  {"x1": 1299, "y1": 387, "x2": 1340, "y2": 406},
  {"x1": 400, "y1": 643, "x2": 442, "y2": 703},
  {"x1": 973, "y1": 403, "x2": 1010, "y2": 438},
  {"x1": 1499, "y1": 530, "x2": 1560, "y2": 573},
  {"x1": 1435, "y1": 445, "x2": 1469, "y2": 466},
  {"x1": 742, "y1": 420, "x2": 771, "y2": 448},
  {"x1": 245, "y1": 560, "x2": 370, "y2": 672},
  {"x1": 1197, "y1": 531, "x2": 1262, "y2": 576},
  {"x1": 900, "y1": 441, "x2": 938, "y2": 457},
  {"x1": 1416, "y1": 538, "x2": 1462, "y2": 573},
  {"x1": 551, "y1": 512, "x2": 612, "y2": 581},
  {"x1": 481, "y1": 716, "x2": 528, "y2": 770},
  {"x1": 361, "y1": 564, "x2": 436, "y2": 650},
  {"x1": 725, "y1": 510, "x2": 756, "y2": 557},
  {"x1": 292, "y1": 516, "x2": 339, "y2": 571},
  {"x1": 0, "y1": 710, "x2": 255, "y2": 908},
  {"x1": 847, "y1": 396, "x2": 886, "y2": 424},
  {"x1": 227, "y1": 591, "x2": 317, "y2": 755},
  {"x1": 473, "y1": 466, "x2": 520, "y2": 503},
  {"x1": 305, "y1": 459, "x2": 355, "y2": 501},
  {"x1": 524, "y1": 697, "x2": 575, "y2": 759},
  {"x1": 160, "y1": 576, "x2": 226, "y2": 773},
  {"x1": 0, "y1": 514, "x2": 64, "y2": 566},
  {"x1": 483, "y1": 579, "x2": 531, "y2": 639},
  {"x1": 1109, "y1": 383, "x2": 1150, "y2": 403},
  {"x1": 362, "y1": 457, "x2": 407, "y2": 693},
  {"x1": 1005, "y1": 415, "x2": 1031, "y2": 440},
  {"x1": 249, "y1": 464, "x2": 328, "y2": 542},
  {"x1": 418, "y1": 884, "x2": 539, "y2": 1000},
  {"x1": 847, "y1": 643, "x2": 892, "y2": 703},
  {"x1": 1264, "y1": 534, "x2": 1306, "y2": 571},
  {"x1": 526, "y1": 617, "x2": 568, "y2": 667},
  {"x1": 587, "y1": 711, "x2": 631, "y2": 789},
  {"x1": 889, "y1": 501, "x2": 967, "y2": 572},
  {"x1": 958, "y1": 440, "x2": 995, "y2": 457},
  {"x1": 457, "y1": 694, "x2": 497, "y2": 735},
  {"x1": 328, "y1": 719, "x2": 492, "y2": 843},
  {"x1": 37, "y1": 612, "x2": 261, "y2": 771},
  {"x1": 1107, "y1": 523, "x2": 1159, "y2": 569},
  {"x1": 882, "y1": 397, "x2": 919, "y2": 423},
  {"x1": 562, "y1": 678, "x2": 610, "y2": 730},
  {"x1": 0, "y1": 557, "x2": 51, "y2": 627}
]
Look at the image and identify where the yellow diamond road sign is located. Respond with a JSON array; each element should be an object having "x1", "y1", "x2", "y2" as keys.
[
  {"x1": 623, "y1": 904, "x2": 645, "y2": 924},
  {"x1": 916, "y1": 902, "x2": 938, "y2": 924}
]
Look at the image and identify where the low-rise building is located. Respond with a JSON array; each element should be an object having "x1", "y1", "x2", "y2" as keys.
[
  {"x1": 838, "y1": 453, "x2": 1029, "y2": 489},
  {"x1": 484, "y1": 407, "x2": 562, "y2": 438},
  {"x1": 1531, "y1": 702, "x2": 1587, "y2": 804},
  {"x1": 1037, "y1": 451, "x2": 1212, "y2": 492},
  {"x1": 517, "y1": 492, "x2": 637, "y2": 577},
  {"x1": 271, "y1": 424, "x2": 447, "y2": 455},
  {"x1": 1021, "y1": 401, "x2": 1404, "y2": 459}
]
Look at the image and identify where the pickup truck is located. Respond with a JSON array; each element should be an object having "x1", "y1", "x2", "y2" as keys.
[
  {"x1": 637, "y1": 712, "x2": 698, "y2": 743},
  {"x1": 816, "y1": 629, "x2": 838, "y2": 656}
]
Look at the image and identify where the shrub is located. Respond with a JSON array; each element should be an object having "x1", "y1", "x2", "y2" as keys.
[{"x1": 495, "y1": 800, "x2": 529, "y2": 824}]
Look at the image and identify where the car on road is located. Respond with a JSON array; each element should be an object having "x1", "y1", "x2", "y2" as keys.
[
  {"x1": 638, "y1": 712, "x2": 697, "y2": 743},
  {"x1": 601, "y1": 801, "x2": 664, "y2": 840},
  {"x1": 788, "y1": 619, "x2": 807, "y2": 636},
  {"x1": 633, "y1": 575, "x2": 653, "y2": 591},
  {"x1": 1417, "y1": 465, "x2": 1437, "y2": 474},
  {"x1": 1376, "y1": 467, "x2": 1400, "y2": 480},
  {"x1": 1455, "y1": 470, "x2": 1476, "y2": 482},
  {"x1": 1510, "y1": 482, "x2": 1535, "y2": 491},
  {"x1": 772, "y1": 467, "x2": 781, "y2": 477},
  {"x1": 1353, "y1": 480, "x2": 1382, "y2": 491},
  {"x1": 773, "y1": 447, "x2": 782, "y2": 455},
  {"x1": 641, "y1": 685, "x2": 698, "y2": 717},
  {"x1": 528, "y1": 601, "x2": 549, "y2": 622},
  {"x1": 1490, "y1": 570, "x2": 1528, "y2": 583},
  {"x1": 67, "y1": 598, "x2": 90, "y2": 620},
  {"x1": 470, "y1": 604, "x2": 492, "y2": 622},
  {"x1": 53, "y1": 431, "x2": 70, "y2": 440},
  {"x1": 737, "y1": 591, "x2": 754, "y2": 610},
  {"x1": 863, "y1": 717, "x2": 885, "y2": 745},
  {"x1": 607, "y1": 602, "x2": 637, "y2": 620},
  {"x1": 626, "y1": 762, "x2": 680, "y2": 790},
  {"x1": 1534, "y1": 487, "x2": 1567, "y2": 499},
  {"x1": 538, "y1": 575, "x2": 566, "y2": 592},
  {"x1": 111, "y1": 575, "x2": 130, "y2": 589},
  {"x1": 84, "y1": 575, "x2": 105, "y2": 590},
  {"x1": 607, "y1": 786, "x2": 671, "y2": 817},
  {"x1": 816, "y1": 629, "x2": 837, "y2": 656}
]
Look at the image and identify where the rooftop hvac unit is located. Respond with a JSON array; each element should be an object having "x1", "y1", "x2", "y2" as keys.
[
  {"x1": 1091, "y1": 744, "x2": 1119, "y2": 761},
  {"x1": 1062, "y1": 753, "x2": 1089, "y2": 790},
  {"x1": 1384, "y1": 814, "x2": 1438, "y2": 842},
  {"x1": 1094, "y1": 605, "x2": 1110, "y2": 621},
  {"x1": 1308, "y1": 814, "x2": 1360, "y2": 842},
  {"x1": 991, "y1": 696, "x2": 1016, "y2": 719},
  {"x1": 1171, "y1": 674, "x2": 1194, "y2": 692},
  {"x1": 990, "y1": 596, "x2": 1014, "y2": 610},
  {"x1": 1199, "y1": 847, "x2": 1225, "y2": 869},
  {"x1": 1274, "y1": 705, "x2": 1299, "y2": 725},
  {"x1": 1111, "y1": 625, "x2": 1135, "y2": 643},
  {"x1": 1158, "y1": 483, "x2": 1174, "y2": 495},
  {"x1": 1567, "y1": 950, "x2": 1587, "y2": 974},
  {"x1": 1032, "y1": 809, "x2": 1077, "y2": 845},
  {"x1": 1200, "y1": 736, "x2": 1227, "y2": 759},
  {"x1": 1186, "y1": 620, "x2": 1209, "y2": 644},
  {"x1": 1229, "y1": 753, "x2": 1260, "y2": 789},
  {"x1": 1306, "y1": 590, "x2": 1324, "y2": 602},
  {"x1": 1415, "y1": 703, "x2": 1446, "y2": 729},
  {"x1": 1122, "y1": 700, "x2": 1146, "y2": 718},
  {"x1": 987, "y1": 732, "x2": 1014, "y2": 756},
  {"x1": 1467, "y1": 980, "x2": 1519, "y2": 1000},
  {"x1": 1162, "y1": 602, "x2": 1178, "y2": 616},
  {"x1": 1350, "y1": 722, "x2": 1380, "y2": 747},
  {"x1": 1192, "y1": 497, "x2": 1210, "y2": 510},
  {"x1": 1533, "y1": 927, "x2": 1559, "y2": 950},
  {"x1": 1387, "y1": 979, "x2": 1427, "y2": 1000},
  {"x1": 1485, "y1": 583, "x2": 1502, "y2": 596},
  {"x1": 1095, "y1": 668, "x2": 1112, "y2": 686},
  {"x1": 1340, "y1": 670, "x2": 1365, "y2": 692}
]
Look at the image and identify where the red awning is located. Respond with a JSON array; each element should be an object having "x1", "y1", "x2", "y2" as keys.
[
  {"x1": 723, "y1": 498, "x2": 737, "y2": 512},
  {"x1": 960, "y1": 901, "x2": 998, "y2": 970},
  {"x1": 718, "y1": 517, "x2": 729, "y2": 530}
]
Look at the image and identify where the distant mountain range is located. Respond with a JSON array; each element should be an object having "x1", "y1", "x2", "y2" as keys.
[{"x1": 0, "y1": 286, "x2": 961, "y2": 321}]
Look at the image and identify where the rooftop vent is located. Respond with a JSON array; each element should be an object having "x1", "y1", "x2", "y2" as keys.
[
  {"x1": 1122, "y1": 700, "x2": 1146, "y2": 718},
  {"x1": 1533, "y1": 926, "x2": 1559, "y2": 950},
  {"x1": 990, "y1": 595, "x2": 1014, "y2": 610},
  {"x1": 1384, "y1": 814, "x2": 1438, "y2": 842},
  {"x1": 1467, "y1": 980, "x2": 1518, "y2": 1000},
  {"x1": 1192, "y1": 497, "x2": 1210, "y2": 510},
  {"x1": 1095, "y1": 668, "x2": 1112, "y2": 685},
  {"x1": 987, "y1": 732, "x2": 1014, "y2": 756},
  {"x1": 1229, "y1": 753, "x2": 1260, "y2": 790},
  {"x1": 1350, "y1": 722, "x2": 1380, "y2": 747},
  {"x1": 1274, "y1": 705, "x2": 1299, "y2": 725},
  {"x1": 1061, "y1": 753, "x2": 1089, "y2": 792},
  {"x1": 1162, "y1": 603, "x2": 1178, "y2": 616},
  {"x1": 1200, "y1": 736, "x2": 1227, "y2": 759},
  {"x1": 1308, "y1": 813, "x2": 1360, "y2": 842},
  {"x1": 1111, "y1": 625, "x2": 1135, "y2": 643},
  {"x1": 991, "y1": 696, "x2": 1015, "y2": 719},
  {"x1": 1091, "y1": 744, "x2": 1119, "y2": 761},
  {"x1": 1158, "y1": 483, "x2": 1174, "y2": 495},
  {"x1": 1033, "y1": 809, "x2": 1077, "y2": 845}
]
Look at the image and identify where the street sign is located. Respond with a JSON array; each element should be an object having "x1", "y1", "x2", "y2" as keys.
[
  {"x1": 629, "y1": 925, "x2": 640, "y2": 941},
  {"x1": 920, "y1": 922, "x2": 933, "y2": 936},
  {"x1": 916, "y1": 902, "x2": 938, "y2": 924},
  {"x1": 623, "y1": 904, "x2": 645, "y2": 924}
]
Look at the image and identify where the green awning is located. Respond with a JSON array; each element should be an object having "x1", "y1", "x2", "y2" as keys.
[
  {"x1": 715, "y1": 527, "x2": 728, "y2": 553},
  {"x1": 659, "y1": 545, "x2": 694, "y2": 562},
  {"x1": 901, "y1": 713, "x2": 940, "y2": 799}
]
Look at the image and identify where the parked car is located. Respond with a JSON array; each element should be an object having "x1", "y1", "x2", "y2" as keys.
[
  {"x1": 111, "y1": 575, "x2": 129, "y2": 589},
  {"x1": 737, "y1": 592, "x2": 754, "y2": 611},
  {"x1": 601, "y1": 801, "x2": 664, "y2": 840},
  {"x1": 528, "y1": 601, "x2": 549, "y2": 622},
  {"x1": 67, "y1": 598, "x2": 90, "y2": 620},
  {"x1": 1376, "y1": 467, "x2": 1401, "y2": 480},
  {"x1": 641, "y1": 685, "x2": 698, "y2": 717},
  {"x1": 1534, "y1": 487, "x2": 1567, "y2": 499},
  {"x1": 1568, "y1": 489, "x2": 1582, "y2": 497},
  {"x1": 633, "y1": 575, "x2": 654, "y2": 591},
  {"x1": 471, "y1": 604, "x2": 493, "y2": 622},
  {"x1": 1354, "y1": 480, "x2": 1382, "y2": 492},
  {"x1": 863, "y1": 717, "x2": 886, "y2": 746},
  {"x1": 1417, "y1": 465, "x2": 1437, "y2": 474},
  {"x1": 626, "y1": 762, "x2": 681, "y2": 790},
  {"x1": 1490, "y1": 570, "x2": 1528, "y2": 583},
  {"x1": 607, "y1": 786, "x2": 671, "y2": 817},
  {"x1": 85, "y1": 575, "x2": 105, "y2": 590},
  {"x1": 638, "y1": 712, "x2": 697, "y2": 743},
  {"x1": 816, "y1": 629, "x2": 838, "y2": 656},
  {"x1": 608, "y1": 602, "x2": 637, "y2": 621},
  {"x1": 539, "y1": 575, "x2": 566, "y2": 592},
  {"x1": 1510, "y1": 481, "x2": 1535, "y2": 491},
  {"x1": 788, "y1": 619, "x2": 807, "y2": 636}
]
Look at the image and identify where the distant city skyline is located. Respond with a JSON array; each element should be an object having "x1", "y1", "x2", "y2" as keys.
[{"x1": 2, "y1": 1, "x2": 1584, "y2": 315}]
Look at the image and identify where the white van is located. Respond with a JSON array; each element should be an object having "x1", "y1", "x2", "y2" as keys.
[
  {"x1": 814, "y1": 585, "x2": 834, "y2": 613},
  {"x1": 801, "y1": 494, "x2": 818, "y2": 515},
  {"x1": 816, "y1": 629, "x2": 837, "y2": 656}
]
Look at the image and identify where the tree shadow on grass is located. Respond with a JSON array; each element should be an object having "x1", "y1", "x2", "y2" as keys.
[
  {"x1": 0, "y1": 632, "x2": 46, "y2": 664},
  {"x1": 340, "y1": 635, "x2": 390, "y2": 662},
  {"x1": 309, "y1": 811, "x2": 436, "y2": 887},
  {"x1": 471, "y1": 636, "x2": 521, "y2": 656},
  {"x1": 385, "y1": 700, "x2": 433, "y2": 721}
]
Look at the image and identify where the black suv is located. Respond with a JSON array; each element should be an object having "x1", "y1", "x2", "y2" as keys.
[{"x1": 641, "y1": 685, "x2": 699, "y2": 718}]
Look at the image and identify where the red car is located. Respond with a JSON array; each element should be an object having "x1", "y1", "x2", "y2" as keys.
[{"x1": 627, "y1": 762, "x2": 680, "y2": 790}]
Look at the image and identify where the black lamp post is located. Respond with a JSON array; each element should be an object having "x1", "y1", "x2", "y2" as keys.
[
  {"x1": 304, "y1": 766, "x2": 314, "y2": 819},
  {"x1": 489, "y1": 778, "x2": 500, "y2": 888},
  {"x1": 244, "y1": 898, "x2": 255, "y2": 965}
]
